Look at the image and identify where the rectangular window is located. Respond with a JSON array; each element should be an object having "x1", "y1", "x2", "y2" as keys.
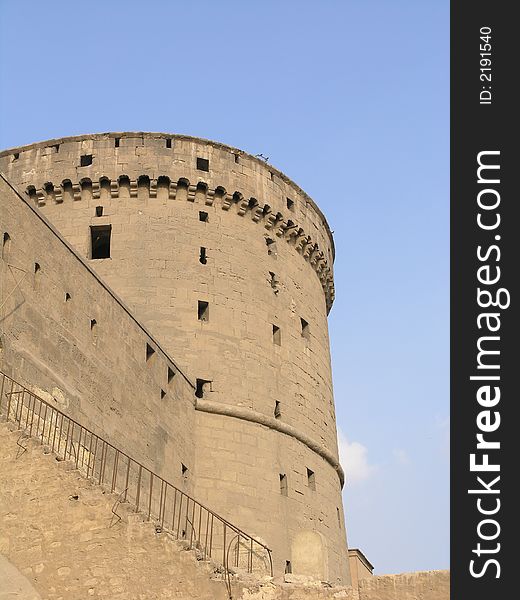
[
  {"x1": 90, "y1": 225, "x2": 111, "y2": 259},
  {"x1": 95, "y1": 206, "x2": 103, "y2": 217},
  {"x1": 199, "y1": 211, "x2": 209, "y2": 222},
  {"x1": 266, "y1": 237, "x2": 277, "y2": 256},
  {"x1": 199, "y1": 247, "x2": 207, "y2": 264},
  {"x1": 307, "y1": 468, "x2": 316, "y2": 490},
  {"x1": 272, "y1": 325, "x2": 281, "y2": 346},
  {"x1": 279, "y1": 473, "x2": 288, "y2": 496},
  {"x1": 195, "y1": 378, "x2": 211, "y2": 398},
  {"x1": 196, "y1": 157, "x2": 209, "y2": 172},
  {"x1": 80, "y1": 154, "x2": 93, "y2": 167},
  {"x1": 198, "y1": 300, "x2": 209, "y2": 321}
]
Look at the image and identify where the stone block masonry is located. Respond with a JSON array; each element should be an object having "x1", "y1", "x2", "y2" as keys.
[
  {"x1": 1, "y1": 132, "x2": 346, "y2": 582},
  {"x1": 0, "y1": 422, "x2": 233, "y2": 600},
  {"x1": 0, "y1": 422, "x2": 449, "y2": 600}
]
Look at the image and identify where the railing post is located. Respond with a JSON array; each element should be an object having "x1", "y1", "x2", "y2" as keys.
[
  {"x1": 36, "y1": 397, "x2": 43, "y2": 441},
  {"x1": 124, "y1": 456, "x2": 131, "y2": 502},
  {"x1": 111, "y1": 449, "x2": 119, "y2": 493},
  {"x1": 223, "y1": 523, "x2": 227, "y2": 568},
  {"x1": 6, "y1": 379, "x2": 14, "y2": 420},
  {"x1": 29, "y1": 394, "x2": 36, "y2": 436},
  {"x1": 0, "y1": 373, "x2": 5, "y2": 415},
  {"x1": 135, "y1": 465, "x2": 142, "y2": 512},
  {"x1": 16, "y1": 389, "x2": 24, "y2": 427},
  {"x1": 171, "y1": 488, "x2": 178, "y2": 533},
  {"x1": 0, "y1": 369, "x2": 275, "y2": 582},
  {"x1": 249, "y1": 538, "x2": 253, "y2": 573},
  {"x1": 24, "y1": 391, "x2": 31, "y2": 430},
  {"x1": 148, "y1": 473, "x2": 154, "y2": 520},
  {"x1": 177, "y1": 494, "x2": 183, "y2": 538}
]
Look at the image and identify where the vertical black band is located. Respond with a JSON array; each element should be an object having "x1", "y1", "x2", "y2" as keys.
[{"x1": 451, "y1": 3, "x2": 517, "y2": 597}]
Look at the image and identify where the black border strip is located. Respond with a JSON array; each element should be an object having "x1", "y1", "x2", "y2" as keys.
[{"x1": 451, "y1": 3, "x2": 517, "y2": 597}]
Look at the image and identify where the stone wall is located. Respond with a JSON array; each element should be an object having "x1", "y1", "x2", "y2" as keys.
[
  {"x1": 0, "y1": 423, "x2": 232, "y2": 600},
  {"x1": 357, "y1": 571, "x2": 449, "y2": 600},
  {"x1": 0, "y1": 422, "x2": 449, "y2": 600},
  {"x1": 0, "y1": 132, "x2": 350, "y2": 583},
  {"x1": 0, "y1": 174, "x2": 196, "y2": 496}
]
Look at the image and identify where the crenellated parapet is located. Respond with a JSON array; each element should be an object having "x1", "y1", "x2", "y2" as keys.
[{"x1": 25, "y1": 175, "x2": 335, "y2": 311}]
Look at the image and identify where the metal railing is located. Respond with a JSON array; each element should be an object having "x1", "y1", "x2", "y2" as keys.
[{"x1": 0, "y1": 370, "x2": 273, "y2": 591}]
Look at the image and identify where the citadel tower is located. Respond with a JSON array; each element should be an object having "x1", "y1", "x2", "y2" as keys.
[{"x1": 0, "y1": 133, "x2": 349, "y2": 583}]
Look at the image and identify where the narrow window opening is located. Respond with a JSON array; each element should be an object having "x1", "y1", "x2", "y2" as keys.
[
  {"x1": 80, "y1": 154, "x2": 93, "y2": 167},
  {"x1": 114, "y1": 137, "x2": 120, "y2": 148},
  {"x1": 234, "y1": 153, "x2": 239, "y2": 163},
  {"x1": 181, "y1": 464, "x2": 188, "y2": 477},
  {"x1": 13, "y1": 153, "x2": 19, "y2": 161},
  {"x1": 198, "y1": 300, "x2": 209, "y2": 321},
  {"x1": 272, "y1": 325, "x2": 281, "y2": 346},
  {"x1": 52, "y1": 144, "x2": 60, "y2": 153},
  {"x1": 160, "y1": 389, "x2": 166, "y2": 399},
  {"x1": 337, "y1": 507, "x2": 342, "y2": 528},
  {"x1": 274, "y1": 401, "x2": 281, "y2": 419},
  {"x1": 285, "y1": 561, "x2": 292, "y2": 574},
  {"x1": 166, "y1": 138, "x2": 172, "y2": 149},
  {"x1": 269, "y1": 271, "x2": 279, "y2": 294},
  {"x1": 269, "y1": 171, "x2": 274, "y2": 181},
  {"x1": 168, "y1": 366, "x2": 176, "y2": 383},
  {"x1": 301, "y1": 318, "x2": 310, "y2": 339},
  {"x1": 196, "y1": 157, "x2": 209, "y2": 172},
  {"x1": 306, "y1": 468, "x2": 316, "y2": 490},
  {"x1": 195, "y1": 378, "x2": 211, "y2": 399},
  {"x1": 90, "y1": 225, "x2": 111, "y2": 259},
  {"x1": 95, "y1": 206, "x2": 103, "y2": 217},
  {"x1": 146, "y1": 343, "x2": 155, "y2": 362},
  {"x1": 265, "y1": 237, "x2": 277, "y2": 256},
  {"x1": 90, "y1": 319, "x2": 97, "y2": 330},
  {"x1": 279, "y1": 473, "x2": 288, "y2": 496},
  {"x1": 2, "y1": 232, "x2": 10, "y2": 260},
  {"x1": 199, "y1": 211, "x2": 209, "y2": 223},
  {"x1": 65, "y1": 293, "x2": 71, "y2": 302},
  {"x1": 286, "y1": 197, "x2": 294, "y2": 210},
  {"x1": 199, "y1": 247, "x2": 207, "y2": 264},
  {"x1": 33, "y1": 262, "x2": 41, "y2": 290}
]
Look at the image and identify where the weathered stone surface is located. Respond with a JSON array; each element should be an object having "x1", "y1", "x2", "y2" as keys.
[
  {"x1": 0, "y1": 423, "x2": 232, "y2": 599},
  {"x1": 0, "y1": 554, "x2": 41, "y2": 600},
  {"x1": 0, "y1": 132, "x2": 349, "y2": 584},
  {"x1": 357, "y1": 570, "x2": 450, "y2": 600},
  {"x1": 0, "y1": 422, "x2": 448, "y2": 599}
]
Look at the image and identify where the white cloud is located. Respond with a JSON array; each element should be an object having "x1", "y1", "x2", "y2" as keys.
[{"x1": 337, "y1": 429, "x2": 377, "y2": 485}]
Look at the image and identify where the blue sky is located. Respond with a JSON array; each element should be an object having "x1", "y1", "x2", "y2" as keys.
[{"x1": 0, "y1": 0, "x2": 449, "y2": 574}]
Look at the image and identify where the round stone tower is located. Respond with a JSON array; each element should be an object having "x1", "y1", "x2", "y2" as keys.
[{"x1": 0, "y1": 133, "x2": 349, "y2": 583}]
